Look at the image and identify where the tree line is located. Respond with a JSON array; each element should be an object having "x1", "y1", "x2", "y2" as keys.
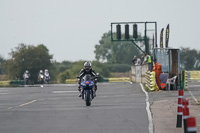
[{"x1": 0, "y1": 32, "x2": 199, "y2": 83}]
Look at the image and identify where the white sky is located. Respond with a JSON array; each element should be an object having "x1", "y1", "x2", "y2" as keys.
[{"x1": 0, "y1": 0, "x2": 199, "y2": 62}]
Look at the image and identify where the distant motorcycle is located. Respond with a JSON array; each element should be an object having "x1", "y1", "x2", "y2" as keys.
[
  {"x1": 23, "y1": 73, "x2": 30, "y2": 85},
  {"x1": 79, "y1": 74, "x2": 96, "y2": 106},
  {"x1": 38, "y1": 74, "x2": 44, "y2": 84}
]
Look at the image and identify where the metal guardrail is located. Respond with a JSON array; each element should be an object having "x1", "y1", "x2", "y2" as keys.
[
  {"x1": 65, "y1": 77, "x2": 130, "y2": 84},
  {"x1": 188, "y1": 71, "x2": 200, "y2": 80},
  {"x1": 0, "y1": 81, "x2": 10, "y2": 86}
]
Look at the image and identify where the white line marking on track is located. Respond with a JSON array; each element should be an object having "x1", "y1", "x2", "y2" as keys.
[
  {"x1": 52, "y1": 91, "x2": 77, "y2": 94},
  {"x1": 0, "y1": 93, "x2": 8, "y2": 95},
  {"x1": 140, "y1": 83, "x2": 153, "y2": 133},
  {"x1": 189, "y1": 91, "x2": 200, "y2": 105},
  {"x1": 188, "y1": 85, "x2": 200, "y2": 87},
  {"x1": 19, "y1": 100, "x2": 37, "y2": 107},
  {"x1": 8, "y1": 107, "x2": 13, "y2": 110}
]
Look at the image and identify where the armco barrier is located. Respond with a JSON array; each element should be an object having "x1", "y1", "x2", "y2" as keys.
[
  {"x1": 145, "y1": 71, "x2": 157, "y2": 91},
  {"x1": 180, "y1": 70, "x2": 200, "y2": 81},
  {"x1": 65, "y1": 77, "x2": 130, "y2": 84},
  {"x1": 107, "y1": 77, "x2": 130, "y2": 82},
  {"x1": 66, "y1": 79, "x2": 77, "y2": 84},
  {"x1": 9, "y1": 80, "x2": 24, "y2": 85},
  {"x1": 189, "y1": 71, "x2": 200, "y2": 79},
  {"x1": 0, "y1": 81, "x2": 10, "y2": 86}
]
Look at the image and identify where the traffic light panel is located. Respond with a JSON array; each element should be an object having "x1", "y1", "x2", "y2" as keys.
[
  {"x1": 133, "y1": 24, "x2": 138, "y2": 39},
  {"x1": 125, "y1": 24, "x2": 129, "y2": 39},
  {"x1": 116, "y1": 24, "x2": 121, "y2": 40}
]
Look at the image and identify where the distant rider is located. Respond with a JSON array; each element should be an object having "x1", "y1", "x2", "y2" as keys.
[
  {"x1": 77, "y1": 61, "x2": 98, "y2": 97},
  {"x1": 44, "y1": 69, "x2": 50, "y2": 80},
  {"x1": 38, "y1": 70, "x2": 44, "y2": 83},
  {"x1": 23, "y1": 70, "x2": 30, "y2": 84},
  {"x1": 23, "y1": 70, "x2": 30, "y2": 78}
]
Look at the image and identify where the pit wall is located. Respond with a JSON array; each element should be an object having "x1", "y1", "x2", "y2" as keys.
[{"x1": 131, "y1": 64, "x2": 148, "y2": 83}]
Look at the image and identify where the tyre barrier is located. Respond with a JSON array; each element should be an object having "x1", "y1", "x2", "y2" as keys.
[
  {"x1": 145, "y1": 71, "x2": 157, "y2": 91},
  {"x1": 185, "y1": 71, "x2": 188, "y2": 89}
]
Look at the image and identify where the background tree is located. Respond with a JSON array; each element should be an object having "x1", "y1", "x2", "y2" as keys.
[
  {"x1": 0, "y1": 55, "x2": 5, "y2": 74},
  {"x1": 50, "y1": 60, "x2": 72, "y2": 82},
  {"x1": 94, "y1": 31, "x2": 145, "y2": 64},
  {"x1": 3, "y1": 43, "x2": 53, "y2": 83},
  {"x1": 180, "y1": 47, "x2": 200, "y2": 70},
  {"x1": 57, "y1": 61, "x2": 112, "y2": 83}
]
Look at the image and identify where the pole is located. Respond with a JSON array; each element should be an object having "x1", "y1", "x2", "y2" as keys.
[
  {"x1": 111, "y1": 23, "x2": 113, "y2": 41},
  {"x1": 145, "y1": 22, "x2": 148, "y2": 54},
  {"x1": 155, "y1": 22, "x2": 157, "y2": 48}
]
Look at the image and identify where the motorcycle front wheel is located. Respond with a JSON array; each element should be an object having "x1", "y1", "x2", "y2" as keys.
[{"x1": 85, "y1": 91, "x2": 91, "y2": 106}]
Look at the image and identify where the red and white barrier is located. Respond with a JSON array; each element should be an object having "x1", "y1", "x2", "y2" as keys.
[
  {"x1": 183, "y1": 98, "x2": 190, "y2": 133},
  {"x1": 187, "y1": 117, "x2": 197, "y2": 133},
  {"x1": 176, "y1": 89, "x2": 184, "y2": 128}
]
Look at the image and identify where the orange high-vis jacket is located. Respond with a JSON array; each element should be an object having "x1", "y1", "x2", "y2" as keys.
[{"x1": 153, "y1": 62, "x2": 162, "y2": 72}]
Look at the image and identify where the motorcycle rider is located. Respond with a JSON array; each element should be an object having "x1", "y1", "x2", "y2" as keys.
[
  {"x1": 38, "y1": 70, "x2": 44, "y2": 83},
  {"x1": 44, "y1": 69, "x2": 50, "y2": 83},
  {"x1": 77, "y1": 61, "x2": 98, "y2": 97},
  {"x1": 23, "y1": 70, "x2": 30, "y2": 84}
]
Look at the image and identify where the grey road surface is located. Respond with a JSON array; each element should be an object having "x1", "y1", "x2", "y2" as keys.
[{"x1": 0, "y1": 82, "x2": 149, "y2": 133}]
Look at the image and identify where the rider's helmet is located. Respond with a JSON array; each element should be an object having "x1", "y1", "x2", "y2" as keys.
[
  {"x1": 40, "y1": 70, "x2": 43, "y2": 74},
  {"x1": 84, "y1": 61, "x2": 92, "y2": 72},
  {"x1": 45, "y1": 69, "x2": 48, "y2": 73},
  {"x1": 25, "y1": 70, "x2": 29, "y2": 74}
]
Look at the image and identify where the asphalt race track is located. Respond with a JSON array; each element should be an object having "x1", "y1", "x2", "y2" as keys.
[{"x1": 0, "y1": 82, "x2": 149, "y2": 133}]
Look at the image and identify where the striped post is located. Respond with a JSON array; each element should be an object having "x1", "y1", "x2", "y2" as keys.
[
  {"x1": 187, "y1": 117, "x2": 197, "y2": 133},
  {"x1": 176, "y1": 89, "x2": 184, "y2": 128},
  {"x1": 183, "y1": 98, "x2": 189, "y2": 133}
]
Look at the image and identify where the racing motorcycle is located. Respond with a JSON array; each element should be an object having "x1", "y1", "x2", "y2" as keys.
[
  {"x1": 23, "y1": 73, "x2": 30, "y2": 85},
  {"x1": 79, "y1": 74, "x2": 96, "y2": 106},
  {"x1": 38, "y1": 74, "x2": 44, "y2": 86}
]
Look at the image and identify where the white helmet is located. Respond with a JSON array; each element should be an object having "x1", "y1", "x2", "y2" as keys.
[
  {"x1": 45, "y1": 69, "x2": 48, "y2": 73},
  {"x1": 25, "y1": 70, "x2": 29, "y2": 73},
  {"x1": 84, "y1": 61, "x2": 92, "y2": 72},
  {"x1": 40, "y1": 70, "x2": 43, "y2": 73}
]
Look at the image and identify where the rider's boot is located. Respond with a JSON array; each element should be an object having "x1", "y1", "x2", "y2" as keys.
[
  {"x1": 78, "y1": 86, "x2": 82, "y2": 97},
  {"x1": 93, "y1": 85, "x2": 97, "y2": 97}
]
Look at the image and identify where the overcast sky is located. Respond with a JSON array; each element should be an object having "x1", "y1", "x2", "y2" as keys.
[{"x1": 0, "y1": 0, "x2": 199, "y2": 62}]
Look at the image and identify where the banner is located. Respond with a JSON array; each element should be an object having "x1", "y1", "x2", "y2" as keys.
[
  {"x1": 165, "y1": 24, "x2": 170, "y2": 48},
  {"x1": 160, "y1": 28, "x2": 164, "y2": 48}
]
